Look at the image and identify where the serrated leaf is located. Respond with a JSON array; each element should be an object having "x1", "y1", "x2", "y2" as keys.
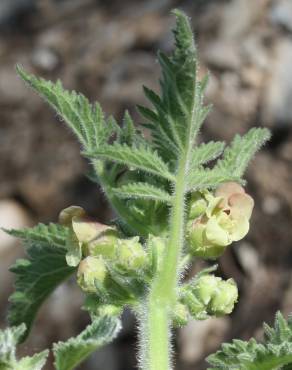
[
  {"x1": 0, "y1": 324, "x2": 48, "y2": 370},
  {"x1": 16, "y1": 351, "x2": 49, "y2": 370},
  {"x1": 53, "y1": 316, "x2": 121, "y2": 370},
  {"x1": 139, "y1": 9, "x2": 210, "y2": 161},
  {"x1": 85, "y1": 143, "x2": 175, "y2": 181},
  {"x1": 16, "y1": 65, "x2": 117, "y2": 151},
  {"x1": 5, "y1": 224, "x2": 75, "y2": 339},
  {"x1": 187, "y1": 167, "x2": 240, "y2": 192},
  {"x1": 217, "y1": 128, "x2": 271, "y2": 178},
  {"x1": 190, "y1": 141, "x2": 225, "y2": 168},
  {"x1": 113, "y1": 182, "x2": 172, "y2": 203},
  {"x1": 207, "y1": 311, "x2": 292, "y2": 370}
]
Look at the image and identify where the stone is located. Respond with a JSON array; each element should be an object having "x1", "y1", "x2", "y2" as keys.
[
  {"x1": 0, "y1": 199, "x2": 31, "y2": 253},
  {"x1": 270, "y1": 0, "x2": 292, "y2": 33},
  {"x1": 262, "y1": 38, "x2": 292, "y2": 126},
  {"x1": 179, "y1": 317, "x2": 230, "y2": 363}
]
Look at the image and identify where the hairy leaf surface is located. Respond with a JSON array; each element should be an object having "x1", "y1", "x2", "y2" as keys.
[
  {"x1": 53, "y1": 316, "x2": 121, "y2": 370},
  {"x1": 0, "y1": 324, "x2": 48, "y2": 369},
  {"x1": 113, "y1": 182, "x2": 172, "y2": 203},
  {"x1": 207, "y1": 312, "x2": 292, "y2": 370},
  {"x1": 5, "y1": 224, "x2": 75, "y2": 339}
]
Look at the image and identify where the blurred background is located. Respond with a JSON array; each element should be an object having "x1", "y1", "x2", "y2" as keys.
[{"x1": 0, "y1": 0, "x2": 292, "y2": 369}]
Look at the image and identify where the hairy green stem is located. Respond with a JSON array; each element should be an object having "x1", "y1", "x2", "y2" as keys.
[{"x1": 145, "y1": 155, "x2": 189, "y2": 370}]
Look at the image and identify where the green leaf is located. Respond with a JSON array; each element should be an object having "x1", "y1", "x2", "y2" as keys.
[
  {"x1": 187, "y1": 128, "x2": 271, "y2": 191},
  {"x1": 207, "y1": 311, "x2": 292, "y2": 370},
  {"x1": 187, "y1": 167, "x2": 240, "y2": 192},
  {"x1": 190, "y1": 141, "x2": 225, "y2": 168},
  {"x1": 139, "y1": 9, "x2": 209, "y2": 160},
  {"x1": 53, "y1": 316, "x2": 121, "y2": 370},
  {"x1": 16, "y1": 65, "x2": 117, "y2": 151},
  {"x1": 113, "y1": 182, "x2": 172, "y2": 203},
  {"x1": 5, "y1": 224, "x2": 76, "y2": 339},
  {"x1": 217, "y1": 128, "x2": 271, "y2": 178},
  {"x1": 85, "y1": 143, "x2": 175, "y2": 182},
  {"x1": 16, "y1": 352, "x2": 49, "y2": 370},
  {"x1": 0, "y1": 324, "x2": 48, "y2": 370}
]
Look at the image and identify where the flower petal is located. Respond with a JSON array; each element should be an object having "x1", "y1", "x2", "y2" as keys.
[
  {"x1": 229, "y1": 193, "x2": 254, "y2": 220},
  {"x1": 229, "y1": 216, "x2": 249, "y2": 241},
  {"x1": 215, "y1": 182, "x2": 245, "y2": 199},
  {"x1": 205, "y1": 216, "x2": 230, "y2": 246}
]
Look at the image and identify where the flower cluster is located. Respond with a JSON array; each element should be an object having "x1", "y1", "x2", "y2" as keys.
[
  {"x1": 187, "y1": 182, "x2": 254, "y2": 258},
  {"x1": 173, "y1": 274, "x2": 238, "y2": 326},
  {"x1": 59, "y1": 182, "x2": 252, "y2": 322},
  {"x1": 59, "y1": 206, "x2": 150, "y2": 314}
]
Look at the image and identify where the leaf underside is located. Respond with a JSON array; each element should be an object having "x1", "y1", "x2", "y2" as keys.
[
  {"x1": 53, "y1": 316, "x2": 121, "y2": 370},
  {"x1": 0, "y1": 324, "x2": 48, "y2": 370},
  {"x1": 5, "y1": 224, "x2": 76, "y2": 340}
]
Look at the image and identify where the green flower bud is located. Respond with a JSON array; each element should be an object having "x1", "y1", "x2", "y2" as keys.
[
  {"x1": 77, "y1": 256, "x2": 107, "y2": 293},
  {"x1": 181, "y1": 289, "x2": 207, "y2": 319},
  {"x1": 189, "y1": 192, "x2": 207, "y2": 219},
  {"x1": 209, "y1": 278, "x2": 238, "y2": 316},
  {"x1": 172, "y1": 302, "x2": 189, "y2": 327},
  {"x1": 86, "y1": 228, "x2": 119, "y2": 259},
  {"x1": 181, "y1": 274, "x2": 238, "y2": 319},
  {"x1": 194, "y1": 275, "x2": 220, "y2": 305},
  {"x1": 116, "y1": 237, "x2": 147, "y2": 271}
]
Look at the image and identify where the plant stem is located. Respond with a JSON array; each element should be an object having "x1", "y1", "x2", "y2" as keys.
[{"x1": 144, "y1": 155, "x2": 189, "y2": 370}]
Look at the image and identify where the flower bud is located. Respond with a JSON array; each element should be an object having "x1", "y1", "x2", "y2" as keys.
[
  {"x1": 209, "y1": 278, "x2": 238, "y2": 316},
  {"x1": 181, "y1": 288, "x2": 206, "y2": 319},
  {"x1": 181, "y1": 274, "x2": 238, "y2": 319},
  {"x1": 194, "y1": 275, "x2": 220, "y2": 305},
  {"x1": 86, "y1": 229, "x2": 119, "y2": 259},
  {"x1": 77, "y1": 256, "x2": 107, "y2": 293},
  {"x1": 116, "y1": 237, "x2": 147, "y2": 271},
  {"x1": 172, "y1": 302, "x2": 189, "y2": 327},
  {"x1": 189, "y1": 192, "x2": 207, "y2": 219}
]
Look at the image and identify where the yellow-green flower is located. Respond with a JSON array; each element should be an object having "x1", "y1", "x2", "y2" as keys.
[
  {"x1": 188, "y1": 182, "x2": 254, "y2": 258},
  {"x1": 59, "y1": 205, "x2": 119, "y2": 266}
]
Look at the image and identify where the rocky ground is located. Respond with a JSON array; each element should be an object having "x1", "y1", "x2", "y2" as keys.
[{"x1": 0, "y1": 0, "x2": 292, "y2": 369}]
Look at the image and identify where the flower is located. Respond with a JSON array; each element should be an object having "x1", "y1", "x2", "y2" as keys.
[
  {"x1": 59, "y1": 206, "x2": 119, "y2": 266},
  {"x1": 187, "y1": 182, "x2": 254, "y2": 258}
]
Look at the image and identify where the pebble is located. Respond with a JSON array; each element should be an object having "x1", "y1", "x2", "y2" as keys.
[{"x1": 0, "y1": 199, "x2": 31, "y2": 253}]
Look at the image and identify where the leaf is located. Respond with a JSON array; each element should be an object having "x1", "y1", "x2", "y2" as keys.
[
  {"x1": 113, "y1": 182, "x2": 172, "y2": 203},
  {"x1": 16, "y1": 352, "x2": 49, "y2": 370},
  {"x1": 187, "y1": 128, "x2": 271, "y2": 192},
  {"x1": 85, "y1": 143, "x2": 175, "y2": 182},
  {"x1": 217, "y1": 128, "x2": 271, "y2": 178},
  {"x1": 5, "y1": 224, "x2": 76, "y2": 339},
  {"x1": 139, "y1": 9, "x2": 209, "y2": 159},
  {"x1": 190, "y1": 141, "x2": 225, "y2": 168},
  {"x1": 187, "y1": 167, "x2": 240, "y2": 192},
  {"x1": 16, "y1": 65, "x2": 117, "y2": 151},
  {"x1": 207, "y1": 311, "x2": 292, "y2": 370},
  {"x1": 0, "y1": 324, "x2": 48, "y2": 370},
  {"x1": 53, "y1": 316, "x2": 121, "y2": 370}
]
